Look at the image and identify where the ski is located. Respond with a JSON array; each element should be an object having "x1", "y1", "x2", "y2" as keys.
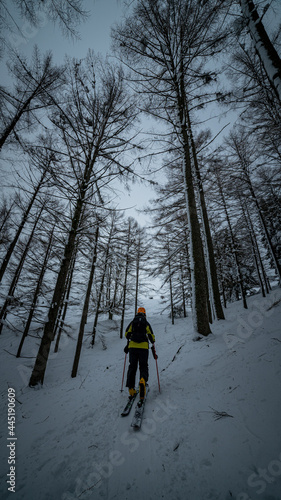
[
  {"x1": 131, "y1": 385, "x2": 149, "y2": 429},
  {"x1": 121, "y1": 391, "x2": 138, "y2": 417}
]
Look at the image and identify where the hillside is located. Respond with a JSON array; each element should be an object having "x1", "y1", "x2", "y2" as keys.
[{"x1": 1, "y1": 289, "x2": 281, "y2": 500}]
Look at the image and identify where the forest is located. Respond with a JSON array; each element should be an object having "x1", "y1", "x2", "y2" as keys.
[{"x1": 0, "y1": 0, "x2": 280, "y2": 387}]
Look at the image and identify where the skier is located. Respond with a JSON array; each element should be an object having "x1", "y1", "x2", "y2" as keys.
[{"x1": 124, "y1": 307, "x2": 158, "y2": 400}]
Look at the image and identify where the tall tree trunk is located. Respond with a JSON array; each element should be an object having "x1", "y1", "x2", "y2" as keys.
[
  {"x1": 72, "y1": 225, "x2": 99, "y2": 377},
  {"x1": 0, "y1": 90, "x2": 38, "y2": 150},
  {"x1": 186, "y1": 108, "x2": 224, "y2": 320},
  {"x1": 216, "y1": 175, "x2": 248, "y2": 309},
  {"x1": 120, "y1": 220, "x2": 131, "y2": 339},
  {"x1": 54, "y1": 245, "x2": 77, "y2": 352},
  {"x1": 29, "y1": 181, "x2": 87, "y2": 386},
  {"x1": 239, "y1": 0, "x2": 281, "y2": 102},
  {"x1": 179, "y1": 254, "x2": 187, "y2": 318},
  {"x1": 180, "y1": 121, "x2": 211, "y2": 334},
  {"x1": 110, "y1": 264, "x2": 121, "y2": 320},
  {"x1": 91, "y1": 221, "x2": 113, "y2": 346},
  {"x1": 176, "y1": 69, "x2": 211, "y2": 335},
  {"x1": 248, "y1": 180, "x2": 281, "y2": 284},
  {"x1": 16, "y1": 224, "x2": 54, "y2": 357},
  {"x1": 0, "y1": 207, "x2": 42, "y2": 334},
  {"x1": 167, "y1": 239, "x2": 175, "y2": 326},
  {"x1": 243, "y1": 201, "x2": 269, "y2": 295},
  {"x1": 0, "y1": 199, "x2": 16, "y2": 234},
  {"x1": 134, "y1": 237, "x2": 140, "y2": 316},
  {"x1": 0, "y1": 169, "x2": 47, "y2": 282},
  {"x1": 241, "y1": 202, "x2": 266, "y2": 297}
]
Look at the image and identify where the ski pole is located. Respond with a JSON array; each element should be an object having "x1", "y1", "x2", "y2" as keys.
[
  {"x1": 155, "y1": 357, "x2": 161, "y2": 393},
  {"x1": 154, "y1": 345, "x2": 161, "y2": 393},
  {"x1": 120, "y1": 352, "x2": 127, "y2": 392}
]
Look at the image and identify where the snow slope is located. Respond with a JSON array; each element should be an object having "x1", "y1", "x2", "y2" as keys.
[{"x1": 1, "y1": 289, "x2": 281, "y2": 500}]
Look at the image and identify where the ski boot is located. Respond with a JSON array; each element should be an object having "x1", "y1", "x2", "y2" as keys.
[{"x1": 139, "y1": 378, "x2": 146, "y2": 400}]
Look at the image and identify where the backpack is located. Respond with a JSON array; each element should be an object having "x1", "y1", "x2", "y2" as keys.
[{"x1": 130, "y1": 315, "x2": 148, "y2": 343}]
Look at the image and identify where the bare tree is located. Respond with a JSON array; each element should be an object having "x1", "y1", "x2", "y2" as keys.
[
  {"x1": 0, "y1": 205, "x2": 44, "y2": 334},
  {"x1": 91, "y1": 216, "x2": 115, "y2": 346},
  {"x1": 71, "y1": 223, "x2": 99, "y2": 377},
  {"x1": 210, "y1": 160, "x2": 248, "y2": 309},
  {"x1": 239, "y1": 0, "x2": 281, "y2": 102},
  {"x1": 16, "y1": 223, "x2": 55, "y2": 357},
  {"x1": 119, "y1": 217, "x2": 133, "y2": 339},
  {"x1": 0, "y1": 49, "x2": 64, "y2": 150},
  {"x1": 0, "y1": 148, "x2": 53, "y2": 282},
  {"x1": 112, "y1": 0, "x2": 227, "y2": 335},
  {"x1": 29, "y1": 54, "x2": 139, "y2": 386},
  {"x1": 1, "y1": 0, "x2": 88, "y2": 57},
  {"x1": 225, "y1": 129, "x2": 281, "y2": 284}
]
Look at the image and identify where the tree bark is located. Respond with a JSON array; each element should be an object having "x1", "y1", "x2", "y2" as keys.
[
  {"x1": 180, "y1": 119, "x2": 211, "y2": 334},
  {"x1": 0, "y1": 169, "x2": 47, "y2": 282},
  {"x1": 29, "y1": 184, "x2": 86, "y2": 386},
  {"x1": 248, "y1": 181, "x2": 281, "y2": 284},
  {"x1": 72, "y1": 225, "x2": 99, "y2": 377},
  {"x1": 239, "y1": 0, "x2": 281, "y2": 102},
  {"x1": 16, "y1": 225, "x2": 54, "y2": 357},
  {"x1": 216, "y1": 174, "x2": 248, "y2": 309},
  {"x1": 186, "y1": 109, "x2": 224, "y2": 320},
  {"x1": 120, "y1": 220, "x2": 131, "y2": 339},
  {"x1": 134, "y1": 236, "x2": 140, "y2": 317},
  {"x1": 0, "y1": 91, "x2": 37, "y2": 150},
  {"x1": 175, "y1": 61, "x2": 211, "y2": 335},
  {"x1": 54, "y1": 245, "x2": 77, "y2": 352},
  {"x1": 167, "y1": 239, "x2": 175, "y2": 325},
  {"x1": 91, "y1": 221, "x2": 113, "y2": 346},
  {"x1": 0, "y1": 207, "x2": 43, "y2": 334}
]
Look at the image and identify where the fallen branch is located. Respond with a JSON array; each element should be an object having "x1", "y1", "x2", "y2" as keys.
[
  {"x1": 209, "y1": 407, "x2": 233, "y2": 421},
  {"x1": 79, "y1": 370, "x2": 90, "y2": 389},
  {"x1": 172, "y1": 344, "x2": 184, "y2": 362},
  {"x1": 35, "y1": 415, "x2": 49, "y2": 424},
  {"x1": 78, "y1": 480, "x2": 102, "y2": 497},
  {"x1": 267, "y1": 298, "x2": 281, "y2": 311}
]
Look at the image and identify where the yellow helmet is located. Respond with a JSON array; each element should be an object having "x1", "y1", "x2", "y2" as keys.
[{"x1": 137, "y1": 307, "x2": 146, "y2": 315}]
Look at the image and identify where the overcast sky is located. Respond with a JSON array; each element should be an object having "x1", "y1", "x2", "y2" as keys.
[
  {"x1": 1, "y1": 0, "x2": 159, "y2": 227},
  {"x1": 5, "y1": 0, "x2": 123, "y2": 64},
  {"x1": 3, "y1": 0, "x2": 280, "y2": 228}
]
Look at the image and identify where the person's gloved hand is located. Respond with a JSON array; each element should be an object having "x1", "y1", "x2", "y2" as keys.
[
  {"x1": 151, "y1": 344, "x2": 158, "y2": 359},
  {"x1": 124, "y1": 344, "x2": 129, "y2": 354}
]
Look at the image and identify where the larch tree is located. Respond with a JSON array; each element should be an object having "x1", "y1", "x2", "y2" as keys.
[
  {"x1": 0, "y1": 147, "x2": 54, "y2": 282},
  {"x1": 239, "y1": 0, "x2": 281, "y2": 102},
  {"x1": 0, "y1": 48, "x2": 64, "y2": 150},
  {"x1": 112, "y1": 0, "x2": 228, "y2": 335},
  {"x1": 29, "y1": 54, "x2": 139, "y2": 386},
  {"x1": 1, "y1": 0, "x2": 88, "y2": 58}
]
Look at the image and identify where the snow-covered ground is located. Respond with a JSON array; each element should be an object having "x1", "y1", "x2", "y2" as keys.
[{"x1": 1, "y1": 289, "x2": 281, "y2": 500}]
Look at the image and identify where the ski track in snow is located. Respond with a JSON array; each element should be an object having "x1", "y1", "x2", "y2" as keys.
[{"x1": 1, "y1": 290, "x2": 281, "y2": 500}]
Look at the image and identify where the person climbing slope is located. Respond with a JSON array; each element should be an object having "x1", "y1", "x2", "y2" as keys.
[{"x1": 124, "y1": 307, "x2": 158, "y2": 400}]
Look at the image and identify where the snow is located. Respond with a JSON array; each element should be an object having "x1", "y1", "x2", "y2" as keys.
[{"x1": 1, "y1": 289, "x2": 281, "y2": 500}]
